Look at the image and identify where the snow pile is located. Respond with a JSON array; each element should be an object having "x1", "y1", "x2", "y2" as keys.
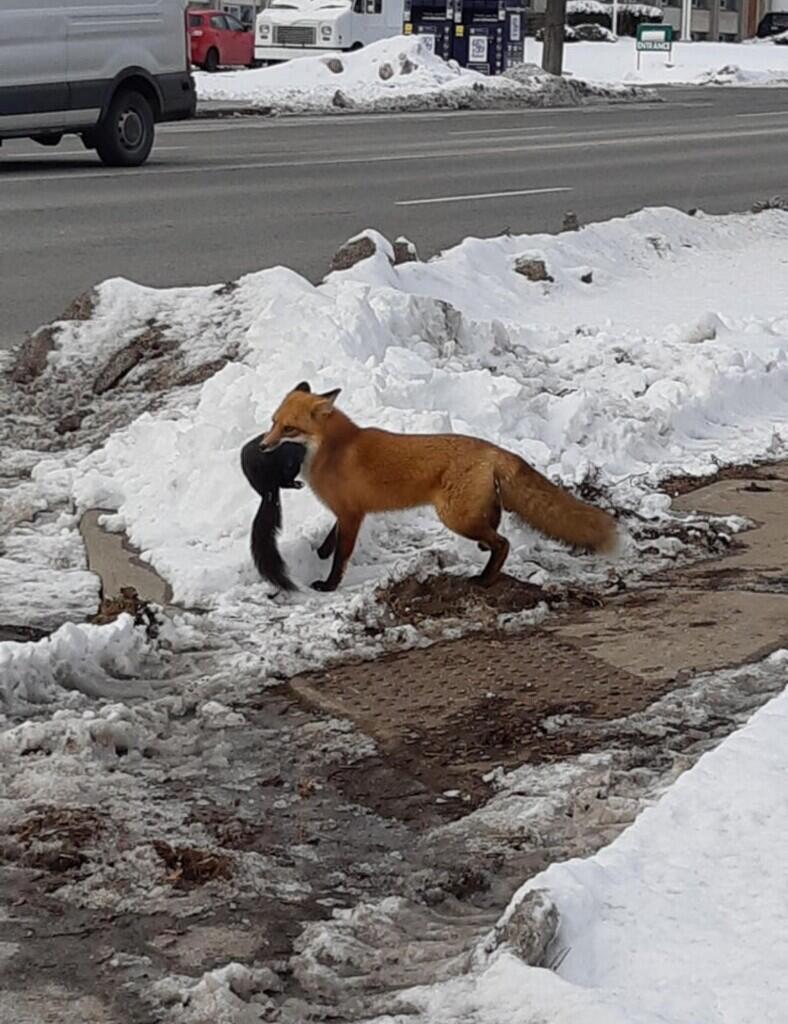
[
  {"x1": 154, "y1": 962, "x2": 281, "y2": 1022},
  {"x1": 0, "y1": 616, "x2": 161, "y2": 721},
  {"x1": 0, "y1": 207, "x2": 781, "y2": 687},
  {"x1": 544, "y1": 38, "x2": 788, "y2": 87},
  {"x1": 379, "y1": 649, "x2": 788, "y2": 1024},
  {"x1": 22, "y1": 208, "x2": 788, "y2": 620},
  {"x1": 567, "y1": 0, "x2": 662, "y2": 17},
  {"x1": 194, "y1": 35, "x2": 651, "y2": 113},
  {"x1": 695, "y1": 61, "x2": 788, "y2": 86}
]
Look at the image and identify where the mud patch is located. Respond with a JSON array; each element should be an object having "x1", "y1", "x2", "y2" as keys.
[
  {"x1": 142, "y1": 355, "x2": 230, "y2": 392},
  {"x1": 90, "y1": 586, "x2": 160, "y2": 638},
  {"x1": 660, "y1": 462, "x2": 779, "y2": 497},
  {"x1": 9, "y1": 327, "x2": 58, "y2": 384},
  {"x1": 151, "y1": 841, "x2": 232, "y2": 888},
  {"x1": 377, "y1": 572, "x2": 547, "y2": 627},
  {"x1": 5, "y1": 807, "x2": 106, "y2": 874},
  {"x1": 60, "y1": 290, "x2": 96, "y2": 322},
  {"x1": 93, "y1": 322, "x2": 176, "y2": 395}
]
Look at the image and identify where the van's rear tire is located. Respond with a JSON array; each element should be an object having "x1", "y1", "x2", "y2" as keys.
[{"x1": 94, "y1": 89, "x2": 155, "y2": 168}]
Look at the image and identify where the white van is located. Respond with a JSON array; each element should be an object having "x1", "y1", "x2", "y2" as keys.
[
  {"x1": 0, "y1": 0, "x2": 195, "y2": 167},
  {"x1": 255, "y1": 0, "x2": 404, "y2": 62}
]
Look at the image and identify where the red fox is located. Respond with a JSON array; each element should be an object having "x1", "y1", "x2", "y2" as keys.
[{"x1": 260, "y1": 382, "x2": 617, "y2": 592}]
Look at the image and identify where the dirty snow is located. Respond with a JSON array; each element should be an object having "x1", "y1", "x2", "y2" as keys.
[
  {"x1": 2, "y1": 206, "x2": 788, "y2": 1022},
  {"x1": 194, "y1": 35, "x2": 651, "y2": 113},
  {"x1": 371, "y1": 650, "x2": 788, "y2": 1024}
]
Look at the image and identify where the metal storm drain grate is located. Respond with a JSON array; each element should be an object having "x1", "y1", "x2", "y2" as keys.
[{"x1": 289, "y1": 631, "x2": 662, "y2": 814}]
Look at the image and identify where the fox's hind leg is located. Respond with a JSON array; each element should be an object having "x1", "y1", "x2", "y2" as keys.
[{"x1": 434, "y1": 475, "x2": 509, "y2": 587}]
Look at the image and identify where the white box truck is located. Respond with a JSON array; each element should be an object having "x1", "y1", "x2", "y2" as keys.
[
  {"x1": 255, "y1": 0, "x2": 404, "y2": 62},
  {"x1": 0, "y1": 0, "x2": 195, "y2": 167}
]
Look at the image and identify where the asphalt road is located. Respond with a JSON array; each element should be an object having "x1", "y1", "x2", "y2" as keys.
[{"x1": 1, "y1": 86, "x2": 787, "y2": 350}]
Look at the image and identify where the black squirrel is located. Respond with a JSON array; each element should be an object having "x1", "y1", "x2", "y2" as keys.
[{"x1": 240, "y1": 434, "x2": 337, "y2": 592}]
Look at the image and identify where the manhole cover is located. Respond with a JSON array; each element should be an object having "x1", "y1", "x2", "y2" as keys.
[{"x1": 289, "y1": 632, "x2": 661, "y2": 815}]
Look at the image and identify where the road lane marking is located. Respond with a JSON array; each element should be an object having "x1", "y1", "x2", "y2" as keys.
[
  {"x1": 735, "y1": 109, "x2": 788, "y2": 118},
  {"x1": 396, "y1": 186, "x2": 572, "y2": 206},
  {"x1": 3, "y1": 124, "x2": 787, "y2": 184},
  {"x1": 449, "y1": 125, "x2": 557, "y2": 135}
]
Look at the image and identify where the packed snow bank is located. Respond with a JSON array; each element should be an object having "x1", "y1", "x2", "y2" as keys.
[
  {"x1": 536, "y1": 37, "x2": 788, "y2": 87},
  {"x1": 195, "y1": 35, "x2": 652, "y2": 113},
  {"x1": 0, "y1": 616, "x2": 161, "y2": 721},
  {"x1": 378, "y1": 649, "x2": 788, "y2": 1024},
  {"x1": 26, "y1": 209, "x2": 788, "y2": 614},
  {"x1": 194, "y1": 35, "x2": 787, "y2": 113},
  {"x1": 3, "y1": 205, "x2": 781, "y2": 694}
]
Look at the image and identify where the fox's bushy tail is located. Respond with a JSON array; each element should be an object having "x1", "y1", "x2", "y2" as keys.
[
  {"x1": 250, "y1": 492, "x2": 297, "y2": 592},
  {"x1": 496, "y1": 454, "x2": 617, "y2": 553}
]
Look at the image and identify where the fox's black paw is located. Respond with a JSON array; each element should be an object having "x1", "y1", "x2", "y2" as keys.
[
  {"x1": 311, "y1": 579, "x2": 337, "y2": 592},
  {"x1": 281, "y1": 480, "x2": 304, "y2": 490}
]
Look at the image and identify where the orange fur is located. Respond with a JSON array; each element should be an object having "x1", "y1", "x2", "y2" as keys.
[{"x1": 261, "y1": 384, "x2": 617, "y2": 591}]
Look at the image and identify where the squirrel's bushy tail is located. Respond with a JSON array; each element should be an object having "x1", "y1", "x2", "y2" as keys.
[{"x1": 250, "y1": 492, "x2": 297, "y2": 591}]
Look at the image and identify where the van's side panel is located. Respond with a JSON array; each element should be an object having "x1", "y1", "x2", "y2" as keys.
[
  {"x1": 0, "y1": 0, "x2": 194, "y2": 141},
  {"x1": 0, "y1": 2, "x2": 68, "y2": 133},
  {"x1": 64, "y1": 0, "x2": 193, "y2": 122}
]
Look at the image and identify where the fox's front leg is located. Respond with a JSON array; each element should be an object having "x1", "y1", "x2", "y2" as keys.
[
  {"x1": 311, "y1": 514, "x2": 362, "y2": 592},
  {"x1": 316, "y1": 522, "x2": 338, "y2": 560}
]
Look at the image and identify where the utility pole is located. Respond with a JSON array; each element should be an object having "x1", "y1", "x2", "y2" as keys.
[
  {"x1": 680, "y1": 0, "x2": 692, "y2": 40},
  {"x1": 542, "y1": 0, "x2": 567, "y2": 76},
  {"x1": 708, "y1": 0, "x2": 720, "y2": 40}
]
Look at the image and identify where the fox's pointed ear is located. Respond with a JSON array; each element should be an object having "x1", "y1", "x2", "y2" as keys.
[
  {"x1": 293, "y1": 381, "x2": 311, "y2": 393},
  {"x1": 318, "y1": 388, "x2": 341, "y2": 406}
]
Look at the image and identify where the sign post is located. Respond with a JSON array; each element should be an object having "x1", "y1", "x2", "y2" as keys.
[{"x1": 636, "y1": 23, "x2": 673, "y2": 71}]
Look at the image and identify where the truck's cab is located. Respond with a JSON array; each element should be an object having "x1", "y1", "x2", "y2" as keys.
[{"x1": 255, "y1": 0, "x2": 404, "y2": 61}]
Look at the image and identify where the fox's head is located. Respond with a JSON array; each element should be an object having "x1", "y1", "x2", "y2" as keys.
[{"x1": 260, "y1": 381, "x2": 341, "y2": 450}]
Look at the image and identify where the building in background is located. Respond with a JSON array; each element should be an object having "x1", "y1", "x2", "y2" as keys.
[
  {"x1": 188, "y1": 0, "x2": 270, "y2": 29},
  {"x1": 527, "y1": 0, "x2": 772, "y2": 39}
]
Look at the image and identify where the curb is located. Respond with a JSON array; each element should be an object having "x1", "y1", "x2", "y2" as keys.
[{"x1": 195, "y1": 103, "x2": 273, "y2": 118}]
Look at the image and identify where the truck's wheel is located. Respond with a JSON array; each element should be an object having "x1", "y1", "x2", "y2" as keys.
[
  {"x1": 204, "y1": 48, "x2": 219, "y2": 72},
  {"x1": 94, "y1": 89, "x2": 155, "y2": 167}
]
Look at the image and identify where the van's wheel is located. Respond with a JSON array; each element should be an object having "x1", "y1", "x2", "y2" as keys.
[
  {"x1": 94, "y1": 89, "x2": 155, "y2": 167},
  {"x1": 203, "y1": 48, "x2": 220, "y2": 72},
  {"x1": 349, "y1": 41, "x2": 363, "y2": 50}
]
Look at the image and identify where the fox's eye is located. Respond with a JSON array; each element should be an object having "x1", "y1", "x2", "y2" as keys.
[{"x1": 282, "y1": 427, "x2": 296, "y2": 436}]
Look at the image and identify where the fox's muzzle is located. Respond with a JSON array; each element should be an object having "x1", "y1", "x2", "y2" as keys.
[{"x1": 259, "y1": 431, "x2": 282, "y2": 451}]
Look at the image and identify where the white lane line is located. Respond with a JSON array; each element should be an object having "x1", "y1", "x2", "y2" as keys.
[
  {"x1": 396, "y1": 186, "x2": 572, "y2": 206},
  {"x1": 449, "y1": 125, "x2": 557, "y2": 135},
  {"x1": 3, "y1": 124, "x2": 787, "y2": 184},
  {"x1": 735, "y1": 109, "x2": 788, "y2": 118}
]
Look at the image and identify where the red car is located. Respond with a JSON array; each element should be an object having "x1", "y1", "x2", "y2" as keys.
[{"x1": 188, "y1": 9, "x2": 255, "y2": 72}]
